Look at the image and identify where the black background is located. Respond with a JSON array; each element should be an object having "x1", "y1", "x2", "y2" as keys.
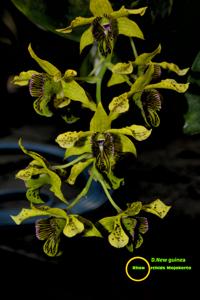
[{"x1": 0, "y1": 1, "x2": 199, "y2": 298}]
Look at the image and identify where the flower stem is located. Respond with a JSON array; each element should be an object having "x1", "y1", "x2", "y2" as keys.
[
  {"x1": 52, "y1": 154, "x2": 91, "y2": 170},
  {"x1": 100, "y1": 180, "x2": 121, "y2": 213},
  {"x1": 66, "y1": 174, "x2": 93, "y2": 211},
  {"x1": 130, "y1": 37, "x2": 138, "y2": 58},
  {"x1": 96, "y1": 54, "x2": 111, "y2": 104}
]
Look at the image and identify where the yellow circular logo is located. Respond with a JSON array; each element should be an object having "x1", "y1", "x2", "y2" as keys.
[{"x1": 125, "y1": 256, "x2": 151, "y2": 282}]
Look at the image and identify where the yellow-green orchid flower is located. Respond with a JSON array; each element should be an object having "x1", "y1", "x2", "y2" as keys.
[
  {"x1": 11, "y1": 205, "x2": 101, "y2": 256},
  {"x1": 13, "y1": 44, "x2": 96, "y2": 117},
  {"x1": 56, "y1": 102, "x2": 151, "y2": 190},
  {"x1": 57, "y1": 0, "x2": 147, "y2": 56},
  {"x1": 99, "y1": 199, "x2": 171, "y2": 250},
  {"x1": 108, "y1": 44, "x2": 189, "y2": 127},
  {"x1": 16, "y1": 139, "x2": 68, "y2": 205}
]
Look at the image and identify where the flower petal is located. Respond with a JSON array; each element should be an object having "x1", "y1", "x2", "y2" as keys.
[
  {"x1": 145, "y1": 79, "x2": 189, "y2": 93},
  {"x1": 78, "y1": 216, "x2": 102, "y2": 238},
  {"x1": 111, "y1": 61, "x2": 133, "y2": 74},
  {"x1": 26, "y1": 188, "x2": 45, "y2": 204},
  {"x1": 18, "y1": 140, "x2": 68, "y2": 204},
  {"x1": 111, "y1": 6, "x2": 147, "y2": 18},
  {"x1": 118, "y1": 134, "x2": 137, "y2": 156},
  {"x1": 122, "y1": 216, "x2": 137, "y2": 238},
  {"x1": 63, "y1": 215, "x2": 84, "y2": 237},
  {"x1": 98, "y1": 216, "x2": 115, "y2": 232},
  {"x1": 56, "y1": 16, "x2": 95, "y2": 33},
  {"x1": 135, "y1": 44, "x2": 161, "y2": 65},
  {"x1": 89, "y1": 0, "x2": 113, "y2": 17},
  {"x1": 56, "y1": 131, "x2": 87, "y2": 148},
  {"x1": 90, "y1": 102, "x2": 111, "y2": 132},
  {"x1": 117, "y1": 17, "x2": 144, "y2": 39},
  {"x1": 108, "y1": 217, "x2": 129, "y2": 248},
  {"x1": 142, "y1": 199, "x2": 171, "y2": 219},
  {"x1": 43, "y1": 236, "x2": 61, "y2": 257},
  {"x1": 64, "y1": 137, "x2": 92, "y2": 159},
  {"x1": 33, "y1": 95, "x2": 53, "y2": 117},
  {"x1": 109, "y1": 92, "x2": 129, "y2": 115},
  {"x1": 155, "y1": 61, "x2": 189, "y2": 76},
  {"x1": 61, "y1": 79, "x2": 96, "y2": 111},
  {"x1": 125, "y1": 201, "x2": 142, "y2": 216},
  {"x1": 126, "y1": 125, "x2": 152, "y2": 141},
  {"x1": 28, "y1": 44, "x2": 61, "y2": 77},
  {"x1": 80, "y1": 26, "x2": 94, "y2": 53},
  {"x1": 135, "y1": 233, "x2": 143, "y2": 249},
  {"x1": 13, "y1": 70, "x2": 39, "y2": 86},
  {"x1": 11, "y1": 206, "x2": 67, "y2": 225},
  {"x1": 107, "y1": 73, "x2": 127, "y2": 87},
  {"x1": 67, "y1": 159, "x2": 94, "y2": 185},
  {"x1": 137, "y1": 217, "x2": 149, "y2": 234}
]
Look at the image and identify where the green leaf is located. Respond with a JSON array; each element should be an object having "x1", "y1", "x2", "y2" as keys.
[
  {"x1": 13, "y1": 70, "x2": 38, "y2": 86},
  {"x1": 112, "y1": 62, "x2": 133, "y2": 74},
  {"x1": 63, "y1": 215, "x2": 84, "y2": 237},
  {"x1": 61, "y1": 79, "x2": 96, "y2": 111},
  {"x1": 118, "y1": 134, "x2": 137, "y2": 156},
  {"x1": 117, "y1": 17, "x2": 144, "y2": 39},
  {"x1": 145, "y1": 79, "x2": 189, "y2": 93},
  {"x1": 108, "y1": 217, "x2": 129, "y2": 248},
  {"x1": 183, "y1": 93, "x2": 200, "y2": 134},
  {"x1": 156, "y1": 62, "x2": 189, "y2": 76},
  {"x1": 183, "y1": 51, "x2": 200, "y2": 135},
  {"x1": 109, "y1": 92, "x2": 129, "y2": 115},
  {"x1": 11, "y1": 206, "x2": 67, "y2": 225},
  {"x1": 28, "y1": 44, "x2": 61, "y2": 77},
  {"x1": 11, "y1": 0, "x2": 87, "y2": 41},
  {"x1": 125, "y1": 201, "x2": 142, "y2": 216},
  {"x1": 80, "y1": 26, "x2": 94, "y2": 53},
  {"x1": 135, "y1": 44, "x2": 161, "y2": 65},
  {"x1": 67, "y1": 159, "x2": 94, "y2": 185},
  {"x1": 142, "y1": 199, "x2": 171, "y2": 219},
  {"x1": 89, "y1": 0, "x2": 113, "y2": 17},
  {"x1": 107, "y1": 73, "x2": 127, "y2": 87},
  {"x1": 90, "y1": 102, "x2": 111, "y2": 132}
]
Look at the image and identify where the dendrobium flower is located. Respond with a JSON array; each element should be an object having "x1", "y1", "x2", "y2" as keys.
[
  {"x1": 107, "y1": 44, "x2": 190, "y2": 126},
  {"x1": 57, "y1": 0, "x2": 147, "y2": 56},
  {"x1": 13, "y1": 44, "x2": 96, "y2": 117},
  {"x1": 98, "y1": 199, "x2": 171, "y2": 250},
  {"x1": 11, "y1": 205, "x2": 101, "y2": 256},
  {"x1": 56, "y1": 102, "x2": 152, "y2": 189},
  {"x1": 16, "y1": 139, "x2": 68, "y2": 204}
]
